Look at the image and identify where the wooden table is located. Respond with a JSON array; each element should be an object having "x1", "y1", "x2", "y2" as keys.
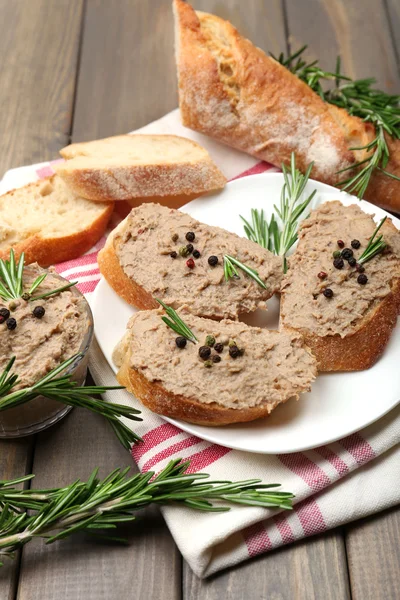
[{"x1": 0, "y1": 1, "x2": 399, "y2": 598}]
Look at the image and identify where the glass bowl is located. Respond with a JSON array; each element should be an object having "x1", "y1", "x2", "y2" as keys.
[{"x1": 0, "y1": 277, "x2": 94, "y2": 438}]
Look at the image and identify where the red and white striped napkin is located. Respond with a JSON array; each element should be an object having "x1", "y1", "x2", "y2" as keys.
[{"x1": 2, "y1": 109, "x2": 399, "y2": 578}]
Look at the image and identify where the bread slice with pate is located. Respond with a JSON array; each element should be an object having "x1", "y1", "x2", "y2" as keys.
[
  {"x1": 113, "y1": 308, "x2": 317, "y2": 426},
  {"x1": 98, "y1": 203, "x2": 283, "y2": 320},
  {"x1": 0, "y1": 175, "x2": 114, "y2": 267},
  {"x1": 55, "y1": 134, "x2": 227, "y2": 205},
  {"x1": 280, "y1": 201, "x2": 400, "y2": 371}
]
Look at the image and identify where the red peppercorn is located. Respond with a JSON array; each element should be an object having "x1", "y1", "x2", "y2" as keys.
[
  {"x1": 337, "y1": 240, "x2": 344, "y2": 248},
  {"x1": 317, "y1": 271, "x2": 327, "y2": 280},
  {"x1": 186, "y1": 258, "x2": 195, "y2": 269}
]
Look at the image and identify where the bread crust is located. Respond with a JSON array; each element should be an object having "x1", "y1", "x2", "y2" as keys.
[
  {"x1": 0, "y1": 180, "x2": 114, "y2": 267},
  {"x1": 117, "y1": 346, "x2": 290, "y2": 426},
  {"x1": 56, "y1": 135, "x2": 227, "y2": 202},
  {"x1": 97, "y1": 222, "x2": 158, "y2": 310},
  {"x1": 282, "y1": 277, "x2": 400, "y2": 372},
  {"x1": 173, "y1": 0, "x2": 400, "y2": 213}
]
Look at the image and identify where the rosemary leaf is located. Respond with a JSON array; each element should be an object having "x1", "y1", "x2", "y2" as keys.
[
  {"x1": 0, "y1": 458, "x2": 294, "y2": 565},
  {"x1": 224, "y1": 255, "x2": 267, "y2": 289},
  {"x1": 30, "y1": 280, "x2": 77, "y2": 301},
  {"x1": 156, "y1": 299, "x2": 198, "y2": 343},
  {"x1": 358, "y1": 216, "x2": 387, "y2": 265}
]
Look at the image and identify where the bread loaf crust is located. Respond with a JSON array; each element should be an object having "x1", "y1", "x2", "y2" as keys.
[
  {"x1": 173, "y1": 0, "x2": 400, "y2": 212},
  {"x1": 56, "y1": 135, "x2": 227, "y2": 202}
]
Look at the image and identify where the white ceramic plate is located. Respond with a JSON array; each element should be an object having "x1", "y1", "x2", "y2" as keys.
[{"x1": 92, "y1": 173, "x2": 400, "y2": 454}]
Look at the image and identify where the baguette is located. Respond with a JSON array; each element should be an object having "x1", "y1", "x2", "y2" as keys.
[
  {"x1": 173, "y1": 0, "x2": 400, "y2": 212},
  {"x1": 0, "y1": 175, "x2": 113, "y2": 267},
  {"x1": 114, "y1": 309, "x2": 317, "y2": 426},
  {"x1": 98, "y1": 203, "x2": 283, "y2": 320},
  {"x1": 55, "y1": 134, "x2": 226, "y2": 204},
  {"x1": 280, "y1": 201, "x2": 400, "y2": 371}
]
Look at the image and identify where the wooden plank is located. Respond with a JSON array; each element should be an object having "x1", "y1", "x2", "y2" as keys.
[
  {"x1": 0, "y1": 438, "x2": 34, "y2": 600},
  {"x1": 16, "y1": 408, "x2": 181, "y2": 600},
  {"x1": 184, "y1": 531, "x2": 350, "y2": 599},
  {"x1": 284, "y1": 0, "x2": 400, "y2": 93},
  {"x1": 345, "y1": 506, "x2": 400, "y2": 600},
  {"x1": 0, "y1": 1, "x2": 84, "y2": 597},
  {"x1": 0, "y1": 0, "x2": 85, "y2": 175},
  {"x1": 385, "y1": 0, "x2": 400, "y2": 73}
]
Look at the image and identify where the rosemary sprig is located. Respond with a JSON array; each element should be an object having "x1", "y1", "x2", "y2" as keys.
[
  {"x1": 0, "y1": 354, "x2": 142, "y2": 449},
  {"x1": 358, "y1": 216, "x2": 387, "y2": 265},
  {"x1": 156, "y1": 299, "x2": 198, "y2": 343},
  {"x1": 274, "y1": 46, "x2": 400, "y2": 198},
  {"x1": 241, "y1": 153, "x2": 316, "y2": 272},
  {"x1": 223, "y1": 255, "x2": 267, "y2": 289},
  {"x1": 0, "y1": 250, "x2": 77, "y2": 302},
  {"x1": 0, "y1": 458, "x2": 294, "y2": 565}
]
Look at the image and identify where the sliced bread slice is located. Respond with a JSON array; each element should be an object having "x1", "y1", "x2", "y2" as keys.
[
  {"x1": 114, "y1": 308, "x2": 317, "y2": 426},
  {"x1": 55, "y1": 134, "x2": 227, "y2": 203},
  {"x1": 98, "y1": 203, "x2": 283, "y2": 320},
  {"x1": 0, "y1": 175, "x2": 114, "y2": 266},
  {"x1": 280, "y1": 201, "x2": 400, "y2": 371}
]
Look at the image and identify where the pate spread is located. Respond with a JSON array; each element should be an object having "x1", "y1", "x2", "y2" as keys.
[
  {"x1": 0, "y1": 265, "x2": 89, "y2": 389},
  {"x1": 114, "y1": 203, "x2": 283, "y2": 319},
  {"x1": 113, "y1": 309, "x2": 316, "y2": 411},
  {"x1": 281, "y1": 201, "x2": 400, "y2": 338}
]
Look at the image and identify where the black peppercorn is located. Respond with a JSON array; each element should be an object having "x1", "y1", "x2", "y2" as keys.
[
  {"x1": 199, "y1": 346, "x2": 211, "y2": 360},
  {"x1": 6, "y1": 318, "x2": 17, "y2": 330},
  {"x1": 323, "y1": 288, "x2": 334, "y2": 298},
  {"x1": 333, "y1": 257, "x2": 344, "y2": 269},
  {"x1": 186, "y1": 232, "x2": 195, "y2": 242},
  {"x1": 356, "y1": 263, "x2": 365, "y2": 273},
  {"x1": 348, "y1": 257, "x2": 357, "y2": 267},
  {"x1": 357, "y1": 274, "x2": 368, "y2": 285},
  {"x1": 337, "y1": 240, "x2": 345, "y2": 248},
  {"x1": 214, "y1": 343, "x2": 224, "y2": 353},
  {"x1": 0, "y1": 308, "x2": 10, "y2": 324},
  {"x1": 341, "y1": 248, "x2": 354, "y2": 260},
  {"x1": 170, "y1": 251, "x2": 178, "y2": 259},
  {"x1": 333, "y1": 250, "x2": 341, "y2": 258},
  {"x1": 211, "y1": 354, "x2": 221, "y2": 363},
  {"x1": 175, "y1": 336, "x2": 187, "y2": 349},
  {"x1": 229, "y1": 345, "x2": 242, "y2": 359},
  {"x1": 186, "y1": 243, "x2": 194, "y2": 254},
  {"x1": 33, "y1": 306, "x2": 45, "y2": 319},
  {"x1": 193, "y1": 250, "x2": 201, "y2": 259},
  {"x1": 351, "y1": 239, "x2": 361, "y2": 249},
  {"x1": 171, "y1": 233, "x2": 179, "y2": 242},
  {"x1": 208, "y1": 255, "x2": 219, "y2": 267}
]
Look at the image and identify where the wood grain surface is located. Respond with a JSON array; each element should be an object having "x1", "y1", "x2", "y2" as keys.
[{"x1": 0, "y1": 0, "x2": 399, "y2": 598}]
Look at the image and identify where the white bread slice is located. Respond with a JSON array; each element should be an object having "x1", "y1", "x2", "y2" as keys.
[
  {"x1": 115, "y1": 309, "x2": 317, "y2": 426},
  {"x1": 0, "y1": 175, "x2": 114, "y2": 267},
  {"x1": 280, "y1": 201, "x2": 400, "y2": 371},
  {"x1": 55, "y1": 134, "x2": 227, "y2": 204},
  {"x1": 98, "y1": 203, "x2": 283, "y2": 320}
]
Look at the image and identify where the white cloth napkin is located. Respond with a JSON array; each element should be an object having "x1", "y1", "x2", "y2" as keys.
[{"x1": 2, "y1": 109, "x2": 399, "y2": 579}]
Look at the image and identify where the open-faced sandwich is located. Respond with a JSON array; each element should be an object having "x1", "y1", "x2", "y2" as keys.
[
  {"x1": 113, "y1": 307, "x2": 317, "y2": 426},
  {"x1": 98, "y1": 203, "x2": 283, "y2": 320},
  {"x1": 281, "y1": 201, "x2": 400, "y2": 371}
]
